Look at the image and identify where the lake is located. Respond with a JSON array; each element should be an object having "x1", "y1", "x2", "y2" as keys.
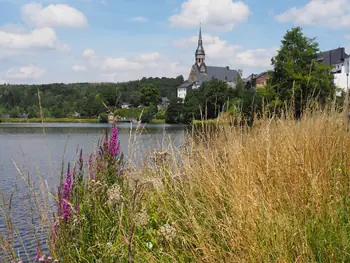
[{"x1": 0, "y1": 122, "x2": 186, "y2": 261}]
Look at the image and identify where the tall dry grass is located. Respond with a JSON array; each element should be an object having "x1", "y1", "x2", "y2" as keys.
[{"x1": 152, "y1": 108, "x2": 350, "y2": 262}]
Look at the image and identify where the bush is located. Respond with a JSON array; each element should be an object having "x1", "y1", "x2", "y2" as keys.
[{"x1": 99, "y1": 112, "x2": 108, "y2": 123}]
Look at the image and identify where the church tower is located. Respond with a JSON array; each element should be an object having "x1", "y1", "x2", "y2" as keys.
[{"x1": 195, "y1": 24, "x2": 206, "y2": 73}]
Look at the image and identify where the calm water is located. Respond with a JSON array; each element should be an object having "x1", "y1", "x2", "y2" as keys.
[{"x1": 0, "y1": 122, "x2": 185, "y2": 261}]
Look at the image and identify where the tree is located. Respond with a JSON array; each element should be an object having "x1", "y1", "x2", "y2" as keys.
[
  {"x1": 202, "y1": 79, "x2": 232, "y2": 119},
  {"x1": 140, "y1": 84, "x2": 161, "y2": 107},
  {"x1": 140, "y1": 106, "x2": 157, "y2": 123},
  {"x1": 271, "y1": 27, "x2": 335, "y2": 117},
  {"x1": 165, "y1": 98, "x2": 183, "y2": 124},
  {"x1": 183, "y1": 89, "x2": 204, "y2": 123}
]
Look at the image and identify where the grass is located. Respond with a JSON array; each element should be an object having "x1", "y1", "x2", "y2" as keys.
[
  {"x1": 150, "y1": 119, "x2": 166, "y2": 124},
  {"x1": 0, "y1": 117, "x2": 99, "y2": 123},
  {"x1": 2, "y1": 106, "x2": 350, "y2": 262}
]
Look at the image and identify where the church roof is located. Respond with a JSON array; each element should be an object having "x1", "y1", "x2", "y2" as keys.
[
  {"x1": 193, "y1": 65, "x2": 239, "y2": 84},
  {"x1": 206, "y1": 66, "x2": 239, "y2": 82}
]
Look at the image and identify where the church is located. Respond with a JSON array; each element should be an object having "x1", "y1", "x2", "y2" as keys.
[{"x1": 177, "y1": 26, "x2": 239, "y2": 100}]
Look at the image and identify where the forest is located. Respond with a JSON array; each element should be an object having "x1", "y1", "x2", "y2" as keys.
[{"x1": 0, "y1": 76, "x2": 184, "y2": 118}]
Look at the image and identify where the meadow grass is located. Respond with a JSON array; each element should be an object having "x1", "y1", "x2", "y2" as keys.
[{"x1": 1, "y1": 106, "x2": 350, "y2": 262}]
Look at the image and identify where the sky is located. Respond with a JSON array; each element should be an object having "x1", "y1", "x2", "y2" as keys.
[{"x1": 0, "y1": 0, "x2": 350, "y2": 84}]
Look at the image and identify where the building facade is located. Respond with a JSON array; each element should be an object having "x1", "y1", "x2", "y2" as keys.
[
  {"x1": 317, "y1": 47, "x2": 350, "y2": 93},
  {"x1": 177, "y1": 26, "x2": 239, "y2": 100}
]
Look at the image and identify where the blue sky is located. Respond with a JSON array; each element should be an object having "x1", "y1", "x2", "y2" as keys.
[{"x1": 0, "y1": 0, "x2": 350, "y2": 84}]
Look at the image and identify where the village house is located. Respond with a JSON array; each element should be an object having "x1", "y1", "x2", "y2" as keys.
[
  {"x1": 177, "y1": 26, "x2": 239, "y2": 100},
  {"x1": 244, "y1": 72, "x2": 270, "y2": 89},
  {"x1": 317, "y1": 47, "x2": 349, "y2": 93}
]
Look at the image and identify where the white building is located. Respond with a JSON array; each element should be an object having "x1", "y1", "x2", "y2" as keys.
[{"x1": 317, "y1": 47, "x2": 350, "y2": 94}]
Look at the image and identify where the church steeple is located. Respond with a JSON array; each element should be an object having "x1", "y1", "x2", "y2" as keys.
[{"x1": 195, "y1": 23, "x2": 206, "y2": 72}]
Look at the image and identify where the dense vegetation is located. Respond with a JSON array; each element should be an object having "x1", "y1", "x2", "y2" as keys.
[
  {"x1": 3, "y1": 106, "x2": 350, "y2": 263},
  {"x1": 0, "y1": 76, "x2": 184, "y2": 119}
]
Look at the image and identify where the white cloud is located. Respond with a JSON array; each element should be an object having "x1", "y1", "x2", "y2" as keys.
[
  {"x1": 83, "y1": 48, "x2": 95, "y2": 57},
  {"x1": 276, "y1": 0, "x2": 350, "y2": 28},
  {"x1": 235, "y1": 47, "x2": 277, "y2": 68},
  {"x1": 138, "y1": 52, "x2": 160, "y2": 61},
  {"x1": 6, "y1": 65, "x2": 45, "y2": 80},
  {"x1": 345, "y1": 34, "x2": 350, "y2": 39},
  {"x1": 72, "y1": 65, "x2": 87, "y2": 72},
  {"x1": 130, "y1": 16, "x2": 148, "y2": 22},
  {"x1": 103, "y1": 58, "x2": 142, "y2": 70},
  {"x1": 169, "y1": 0, "x2": 249, "y2": 31},
  {"x1": 173, "y1": 34, "x2": 240, "y2": 58},
  {"x1": 70, "y1": 49, "x2": 188, "y2": 82},
  {"x1": 0, "y1": 27, "x2": 70, "y2": 51},
  {"x1": 21, "y1": 3, "x2": 88, "y2": 28}
]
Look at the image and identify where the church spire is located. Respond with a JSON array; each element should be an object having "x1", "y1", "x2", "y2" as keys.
[{"x1": 195, "y1": 23, "x2": 206, "y2": 71}]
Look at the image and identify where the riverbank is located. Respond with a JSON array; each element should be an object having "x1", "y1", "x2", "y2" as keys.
[{"x1": 0, "y1": 117, "x2": 99, "y2": 123}]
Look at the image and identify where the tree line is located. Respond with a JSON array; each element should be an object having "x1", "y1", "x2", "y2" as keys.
[{"x1": 0, "y1": 76, "x2": 184, "y2": 119}]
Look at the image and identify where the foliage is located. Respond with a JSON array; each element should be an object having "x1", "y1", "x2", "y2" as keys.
[
  {"x1": 165, "y1": 98, "x2": 183, "y2": 124},
  {"x1": 270, "y1": 27, "x2": 335, "y2": 116},
  {"x1": 183, "y1": 88, "x2": 204, "y2": 123},
  {"x1": 0, "y1": 118, "x2": 98, "y2": 123},
  {"x1": 0, "y1": 76, "x2": 183, "y2": 119},
  {"x1": 151, "y1": 119, "x2": 166, "y2": 124},
  {"x1": 99, "y1": 112, "x2": 109, "y2": 123},
  {"x1": 140, "y1": 106, "x2": 157, "y2": 123},
  {"x1": 155, "y1": 110, "x2": 166, "y2": 120},
  {"x1": 140, "y1": 84, "x2": 161, "y2": 107},
  {"x1": 183, "y1": 79, "x2": 233, "y2": 123},
  {"x1": 115, "y1": 108, "x2": 143, "y2": 119}
]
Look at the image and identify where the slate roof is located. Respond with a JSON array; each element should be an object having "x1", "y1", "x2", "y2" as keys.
[
  {"x1": 177, "y1": 65, "x2": 239, "y2": 91},
  {"x1": 203, "y1": 66, "x2": 239, "y2": 83},
  {"x1": 177, "y1": 82, "x2": 195, "y2": 89},
  {"x1": 317, "y1": 47, "x2": 349, "y2": 66}
]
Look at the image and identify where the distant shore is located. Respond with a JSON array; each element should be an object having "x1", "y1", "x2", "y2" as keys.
[
  {"x1": 0, "y1": 118, "x2": 167, "y2": 124},
  {"x1": 0, "y1": 118, "x2": 100, "y2": 123}
]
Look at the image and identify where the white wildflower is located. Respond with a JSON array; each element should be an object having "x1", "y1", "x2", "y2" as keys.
[
  {"x1": 134, "y1": 208, "x2": 149, "y2": 227},
  {"x1": 158, "y1": 223, "x2": 177, "y2": 243},
  {"x1": 107, "y1": 183, "x2": 122, "y2": 206},
  {"x1": 146, "y1": 241, "x2": 153, "y2": 249},
  {"x1": 106, "y1": 242, "x2": 112, "y2": 247}
]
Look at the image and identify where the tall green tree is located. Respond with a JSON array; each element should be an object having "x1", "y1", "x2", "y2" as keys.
[
  {"x1": 140, "y1": 84, "x2": 161, "y2": 107},
  {"x1": 202, "y1": 79, "x2": 232, "y2": 119},
  {"x1": 271, "y1": 27, "x2": 335, "y2": 116},
  {"x1": 165, "y1": 98, "x2": 183, "y2": 124}
]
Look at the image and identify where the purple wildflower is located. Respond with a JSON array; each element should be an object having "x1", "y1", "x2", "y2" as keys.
[
  {"x1": 79, "y1": 149, "x2": 83, "y2": 172},
  {"x1": 109, "y1": 125, "x2": 120, "y2": 157},
  {"x1": 88, "y1": 153, "x2": 95, "y2": 180},
  {"x1": 35, "y1": 241, "x2": 41, "y2": 261},
  {"x1": 62, "y1": 163, "x2": 72, "y2": 221},
  {"x1": 103, "y1": 129, "x2": 109, "y2": 151}
]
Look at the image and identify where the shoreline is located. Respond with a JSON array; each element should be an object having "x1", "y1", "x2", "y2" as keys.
[{"x1": 0, "y1": 118, "x2": 99, "y2": 123}]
